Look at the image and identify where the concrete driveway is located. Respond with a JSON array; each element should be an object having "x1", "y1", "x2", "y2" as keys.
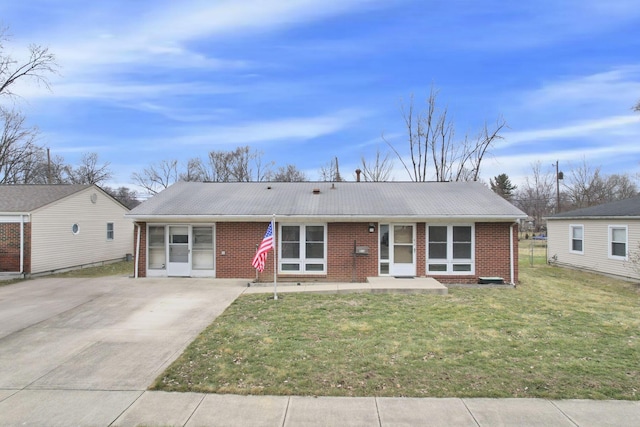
[
  {"x1": 0, "y1": 276, "x2": 246, "y2": 391},
  {"x1": 0, "y1": 276, "x2": 247, "y2": 425}
]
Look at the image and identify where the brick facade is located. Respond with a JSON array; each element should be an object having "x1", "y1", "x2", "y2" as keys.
[
  {"x1": 0, "y1": 222, "x2": 31, "y2": 273},
  {"x1": 134, "y1": 221, "x2": 519, "y2": 284}
]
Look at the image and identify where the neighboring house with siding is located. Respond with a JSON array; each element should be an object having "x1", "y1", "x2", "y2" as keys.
[
  {"x1": 125, "y1": 181, "x2": 526, "y2": 284},
  {"x1": 0, "y1": 185, "x2": 132, "y2": 278},
  {"x1": 546, "y1": 196, "x2": 640, "y2": 281}
]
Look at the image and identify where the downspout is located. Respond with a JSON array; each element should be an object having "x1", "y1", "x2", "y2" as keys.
[
  {"x1": 509, "y1": 222, "x2": 516, "y2": 287},
  {"x1": 135, "y1": 223, "x2": 141, "y2": 278},
  {"x1": 19, "y1": 214, "x2": 26, "y2": 277}
]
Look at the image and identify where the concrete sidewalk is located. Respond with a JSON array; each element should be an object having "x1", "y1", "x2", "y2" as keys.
[
  {"x1": 1, "y1": 276, "x2": 638, "y2": 426},
  {"x1": 0, "y1": 389, "x2": 638, "y2": 426}
]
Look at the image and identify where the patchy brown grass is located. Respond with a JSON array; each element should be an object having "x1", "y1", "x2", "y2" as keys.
[{"x1": 153, "y1": 262, "x2": 639, "y2": 400}]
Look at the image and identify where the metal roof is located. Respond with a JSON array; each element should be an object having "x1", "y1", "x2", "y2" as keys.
[
  {"x1": 0, "y1": 184, "x2": 91, "y2": 213},
  {"x1": 126, "y1": 181, "x2": 526, "y2": 221},
  {"x1": 547, "y1": 195, "x2": 640, "y2": 219}
]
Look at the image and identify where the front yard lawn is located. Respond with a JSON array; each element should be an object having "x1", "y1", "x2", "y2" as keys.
[{"x1": 152, "y1": 264, "x2": 639, "y2": 399}]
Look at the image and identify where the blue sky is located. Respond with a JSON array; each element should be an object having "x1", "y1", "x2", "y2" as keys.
[{"x1": 4, "y1": 0, "x2": 640, "y2": 190}]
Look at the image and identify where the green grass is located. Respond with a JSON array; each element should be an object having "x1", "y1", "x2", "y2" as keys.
[
  {"x1": 152, "y1": 261, "x2": 639, "y2": 400},
  {"x1": 49, "y1": 260, "x2": 133, "y2": 278},
  {"x1": 1, "y1": 260, "x2": 133, "y2": 286}
]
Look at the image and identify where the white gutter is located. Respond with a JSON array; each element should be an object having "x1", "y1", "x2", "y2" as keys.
[
  {"x1": 135, "y1": 223, "x2": 141, "y2": 279},
  {"x1": 19, "y1": 214, "x2": 26, "y2": 276},
  {"x1": 510, "y1": 222, "x2": 515, "y2": 286},
  {"x1": 124, "y1": 214, "x2": 528, "y2": 223}
]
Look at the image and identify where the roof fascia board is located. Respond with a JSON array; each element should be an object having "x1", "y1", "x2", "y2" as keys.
[
  {"x1": 546, "y1": 216, "x2": 640, "y2": 221},
  {"x1": 125, "y1": 214, "x2": 526, "y2": 222}
]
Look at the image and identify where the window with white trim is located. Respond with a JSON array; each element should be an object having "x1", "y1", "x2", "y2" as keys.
[
  {"x1": 426, "y1": 224, "x2": 474, "y2": 274},
  {"x1": 106, "y1": 222, "x2": 114, "y2": 240},
  {"x1": 148, "y1": 225, "x2": 166, "y2": 270},
  {"x1": 609, "y1": 225, "x2": 627, "y2": 260},
  {"x1": 279, "y1": 224, "x2": 326, "y2": 273},
  {"x1": 569, "y1": 224, "x2": 583, "y2": 254}
]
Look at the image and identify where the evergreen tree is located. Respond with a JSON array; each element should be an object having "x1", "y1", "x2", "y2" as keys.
[{"x1": 490, "y1": 173, "x2": 517, "y2": 201}]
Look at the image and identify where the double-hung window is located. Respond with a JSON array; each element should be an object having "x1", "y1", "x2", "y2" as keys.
[
  {"x1": 280, "y1": 224, "x2": 326, "y2": 273},
  {"x1": 570, "y1": 225, "x2": 583, "y2": 254},
  {"x1": 427, "y1": 224, "x2": 474, "y2": 274},
  {"x1": 609, "y1": 225, "x2": 627, "y2": 260},
  {"x1": 106, "y1": 222, "x2": 114, "y2": 240}
]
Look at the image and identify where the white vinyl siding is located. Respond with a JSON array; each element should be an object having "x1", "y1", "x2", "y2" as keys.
[
  {"x1": 547, "y1": 219, "x2": 640, "y2": 281},
  {"x1": 569, "y1": 224, "x2": 584, "y2": 254},
  {"x1": 30, "y1": 187, "x2": 132, "y2": 274}
]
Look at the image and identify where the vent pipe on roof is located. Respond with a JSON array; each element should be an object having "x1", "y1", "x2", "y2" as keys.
[{"x1": 355, "y1": 168, "x2": 362, "y2": 182}]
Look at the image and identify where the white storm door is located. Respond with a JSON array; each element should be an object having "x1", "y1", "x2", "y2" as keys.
[
  {"x1": 390, "y1": 224, "x2": 416, "y2": 277},
  {"x1": 167, "y1": 225, "x2": 191, "y2": 277}
]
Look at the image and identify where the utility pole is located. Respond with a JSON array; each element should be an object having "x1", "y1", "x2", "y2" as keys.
[{"x1": 554, "y1": 160, "x2": 563, "y2": 213}]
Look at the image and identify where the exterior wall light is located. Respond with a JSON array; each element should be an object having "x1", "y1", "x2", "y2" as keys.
[{"x1": 368, "y1": 223, "x2": 376, "y2": 233}]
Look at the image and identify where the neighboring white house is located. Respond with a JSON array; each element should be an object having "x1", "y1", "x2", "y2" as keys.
[
  {"x1": 0, "y1": 184, "x2": 133, "y2": 278},
  {"x1": 546, "y1": 196, "x2": 640, "y2": 281}
]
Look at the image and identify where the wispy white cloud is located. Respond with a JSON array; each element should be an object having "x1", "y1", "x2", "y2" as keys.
[
  {"x1": 519, "y1": 66, "x2": 640, "y2": 111},
  {"x1": 172, "y1": 108, "x2": 372, "y2": 145},
  {"x1": 453, "y1": 1, "x2": 640, "y2": 50},
  {"x1": 501, "y1": 115, "x2": 640, "y2": 146}
]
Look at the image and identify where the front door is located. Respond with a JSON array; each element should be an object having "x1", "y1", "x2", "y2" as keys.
[
  {"x1": 167, "y1": 225, "x2": 190, "y2": 276},
  {"x1": 390, "y1": 224, "x2": 416, "y2": 277}
]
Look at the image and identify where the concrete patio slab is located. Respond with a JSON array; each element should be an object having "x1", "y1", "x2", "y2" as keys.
[
  {"x1": 0, "y1": 389, "x2": 141, "y2": 427},
  {"x1": 377, "y1": 397, "x2": 478, "y2": 426},
  {"x1": 284, "y1": 396, "x2": 379, "y2": 427},
  {"x1": 244, "y1": 276, "x2": 448, "y2": 295},
  {"x1": 112, "y1": 391, "x2": 205, "y2": 427},
  {"x1": 186, "y1": 394, "x2": 289, "y2": 427},
  {"x1": 552, "y1": 399, "x2": 640, "y2": 427},
  {"x1": 463, "y1": 398, "x2": 576, "y2": 426}
]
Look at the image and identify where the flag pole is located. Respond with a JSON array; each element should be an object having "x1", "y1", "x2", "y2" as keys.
[{"x1": 272, "y1": 214, "x2": 277, "y2": 300}]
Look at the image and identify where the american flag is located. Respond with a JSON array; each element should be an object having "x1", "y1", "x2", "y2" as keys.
[{"x1": 251, "y1": 221, "x2": 274, "y2": 272}]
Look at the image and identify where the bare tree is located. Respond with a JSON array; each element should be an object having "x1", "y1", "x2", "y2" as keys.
[
  {"x1": 0, "y1": 28, "x2": 57, "y2": 184},
  {"x1": 66, "y1": 152, "x2": 112, "y2": 185},
  {"x1": 319, "y1": 156, "x2": 344, "y2": 182},
  {"x1": 267, "y1": 164, "x2": 308, "y2": 182},
  {"x1": 607, "y1": 174, "x2": 638, "y2": 200},
  {"x1": 181, "y1": 146, "x2": 272, "y2": 183},
  {"x1": 514, "y1": 161, "x2": 555, "y2": 230},
  {"x1": 0, "y1": 108, "x2": 40, "y2": 183},
  {"x1": 18, "y1": 148, "x2": 67, "y2": 184},
  {"x1": 564, "y1": 159, "x2": 638, "y2": 209},
  {"x1": 360, "y1": 147, "x2": 393, "y2": 181},
  {"x1": 103, "y1": 186, "x2": 140, "y2": 209},
  {"x1": 1, "y1": 28, "x2": 57, "y2": 99},
  {"x1": 385, "y1": 87, "x2": 506, "y2": 182},
  {"x1": 132, "y1": 159, "x2": 179, "y2": 195}
]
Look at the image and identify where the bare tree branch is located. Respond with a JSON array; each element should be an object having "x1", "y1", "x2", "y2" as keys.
[
  {"x1": 0, "y1": 108, "x2": 40, "y2": 183},
  {"x1": 131, "y1": 159, "x2": 179, "y2": 195},
  {"x1": 1, "y1": 28, "x2": 58, "y2": 98},
  {"x1": 389, "y1": 86, "x2": 505, "y2": 182},
  {"x1": 360, "y1": 147, "x2": 393, "y2": 181}
]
